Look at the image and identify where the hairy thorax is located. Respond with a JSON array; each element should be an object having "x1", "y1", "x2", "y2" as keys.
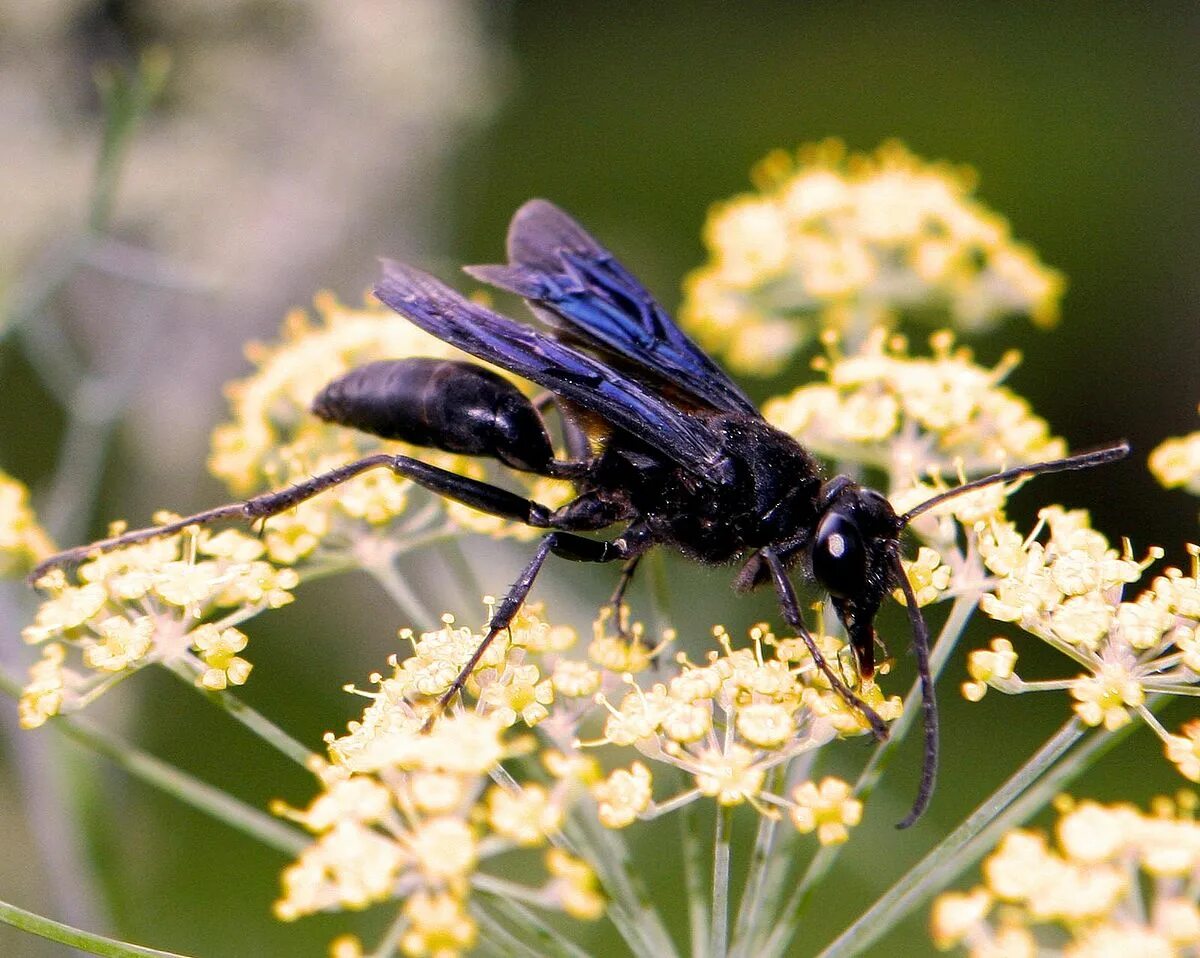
[{"x1": 604, "y1": 415, "x2": 824, "y2": 564}]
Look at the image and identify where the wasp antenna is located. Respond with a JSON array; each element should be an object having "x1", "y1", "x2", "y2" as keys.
[
  {"x1": 899, "y1": 440, "x2": 1130, "y2": 526},
  {"x1": 892, "y1": 549, "x2": 938, "y2": 829}
]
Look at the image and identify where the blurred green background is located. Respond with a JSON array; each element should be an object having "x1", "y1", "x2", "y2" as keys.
[{"x1": 2, "y1": 2, "x2": 1198, "y2": 955}]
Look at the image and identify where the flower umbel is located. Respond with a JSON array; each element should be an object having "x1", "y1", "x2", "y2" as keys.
[
  {"x1": 19, "y1": 521, "x2": 297, "y2": 726},
  {"x1": 274, "y1": 602, "x2": 905, "y2": 955},
  {"x1": 932, "y1": 794, "x2": 1200, "y2": 956},
  {"x1": 965, "y1": 507, "x2": 1200, "y2": 781},
  {"x1": 208, "y1": 292, "x2": 572, "y2": 566},
  {"x1": 763, "y1": 329, "x2": 1066, "y2": 486},
  {"x1": 681, "y1": 139, "x2": 1063, "y2": 374}
]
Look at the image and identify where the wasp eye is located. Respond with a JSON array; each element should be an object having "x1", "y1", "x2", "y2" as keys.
[{"x1": 812, "y1": 512, "x2": 865, "y2": 598}]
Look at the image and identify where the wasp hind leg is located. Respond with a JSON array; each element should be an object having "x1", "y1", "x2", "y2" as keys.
[{"x1": 31, "y1": 453, "x2": 568, "y2": 581}]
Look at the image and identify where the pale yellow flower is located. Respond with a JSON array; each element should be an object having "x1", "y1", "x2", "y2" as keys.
[
  {"x1": 591, "y1": 762, "x2": 653, "y2": 828},
  {"x1": 682, "y1": 140, "x2": 1063, "y2": 374},
  {"x1": 486, "y1": 784, "x2": 563, "y2": 846},
  {"x1": 763, "y1": 330, "x2": 1066, "y2": 485},
  {"x1": 20, "y1": 525, "x2": 296, "y2": 721},
  {"x1": 934, "y1": 796, "x2": 1200, "y2": 957},
  {"x1": 208, "y1": 292, "x2": 558, "y2": 566},
  {"x1": 0, "y1": 470, "x2": 54, "y2": 577},
  {"x1": 789, "y1": 777, "x2": 863, "y2": 845},
  {"x1": 400, "y1": 891, "x2": 476, "y2": 958},
  {"x1": 1150, "y1": 409, "x2": 1200, "y2": 497}
]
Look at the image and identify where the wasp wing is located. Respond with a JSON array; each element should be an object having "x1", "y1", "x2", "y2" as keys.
[
  {"x1": 464, "y1": 199, "x2": 759, "y2": 417},
  {"x1": 375, "y1": 261, "x2": 725, "y2": 473}
]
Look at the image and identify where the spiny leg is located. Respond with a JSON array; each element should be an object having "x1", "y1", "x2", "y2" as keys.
[
  {"x1": 31, "y1": 452, "x2": 560, "y2": 581},
  {"x1": 425, "y1": 530, "x2": 630, "y2": 730},
  {"x1": 605, "y1": 555, "x2": 642, "y2": 637},
  {"x1": 761, "y1": 548, "x2": 889, "y2": 741}
]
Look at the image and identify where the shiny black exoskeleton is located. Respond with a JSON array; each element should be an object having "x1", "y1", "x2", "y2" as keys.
[{"x1": 32, "y1": 200, "x2": 1130, "y2": 827}]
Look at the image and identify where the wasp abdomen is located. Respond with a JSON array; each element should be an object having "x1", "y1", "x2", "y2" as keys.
[{"x1": 312, "y1": 358, "x2": 554, "y2": 472}]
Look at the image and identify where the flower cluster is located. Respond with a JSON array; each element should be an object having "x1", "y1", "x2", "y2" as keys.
[
  {"x1": 681, "y1": 140, "x2": 1064, "y2": 374},
  {"x1": 763, "y1": 329, "x2": 1065, "y2": 484},
  {"x1": 961, "y1": 504, "x2": 1200, "y2": 779},
  {"x1": 0, "y1": 470, "x2": 54, "y2": 578},
  {"x1": 274, "y1": 712, "x2": 601, "y2": 958},
  {"x1": 1150, "y1": 407, "x2": 1200, "y2": 499},
  {"x1": 18, "y1": 521, "x2": 297, "y2": 728},
  {"x1": 933, "y1": 794, "x2": 1200, "y2": 956},
  {"x1": 208, "y1": 292, "x2": 571, "y2": 566},
  {"x1": 584, "y1": 621, "x2": 897, "y2": 836},
  {"x1": 273, "y1": 600, "x2": 901, "y2": 955}
]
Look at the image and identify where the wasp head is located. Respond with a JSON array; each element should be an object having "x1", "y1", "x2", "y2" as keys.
[{"x1": 810, "y1": 480, "x2": 903, "y2": 679}]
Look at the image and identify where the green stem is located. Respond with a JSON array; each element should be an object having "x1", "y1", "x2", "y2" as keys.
[
  {"x1": 678, "y1": 791, "x2": 710, "y2": 958},
  {"x1": 89, "y1": 48, "x2": 170, "y2": 234},
  {"x1": 753, "y1": 589, "x2": 979, "y2": 956},
  {"x1": 0, "y1": 897, "x2": 191, "y2": 958},
  {"x1": 165, "y1": 659, "x2": 315, "y2": 767},
  {"x1": 365, "y1": 906, "x2": 409, "y2": 958},
  {"x1": 468, "y1": 900, "x2": 547, "y2": 958},
  {"x1": 709, "y1": 804, "x2": 733, "y2": 958},
  {"x1": 366, "y1": 559, "x2": 439, "y2": 626},
  {"x1": 1, "y1": 668, "x2": 308, "y2": 856},
  {"x1": 473, "y1": 886, "x2": 592, "y2": 958},
  {"x1": 811, "y1": 717, "x2": 1085, "y2": 958},
  {"x1": 564, "y1": 806, "x2": 679, "y2": 958},
  {"x1": 65, "y1": 714, "x2": 306, "y2": 856},
  {"x1": 728, "y1": 768, "x2": 784, "y2": 958}
]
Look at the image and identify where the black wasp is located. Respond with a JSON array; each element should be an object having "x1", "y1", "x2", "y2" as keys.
[{"x1": 33, "y1": 200, "x2": 1129, "y2": 827}]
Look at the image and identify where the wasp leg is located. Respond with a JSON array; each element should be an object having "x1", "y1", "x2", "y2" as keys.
[
  {"x1": 760, "y1": 548, "x2": 889, "y2": 741},
  {"x1": 604, "y1": 556, "x2": 643, "y2": 638},
  {"x1": 31, "y1": 453, "x2": 569, "y2": 581},
  {"x1": 426, "y1": 530, "x2": 635, "y2": 729}
]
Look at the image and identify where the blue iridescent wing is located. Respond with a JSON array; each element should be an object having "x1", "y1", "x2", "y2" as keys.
[
  {"x1": 464, "y1": 200, "x2": 759, "y2": 417},
  {"x1": 374, "y1": 261, "x2": 724, "y2": 473}
]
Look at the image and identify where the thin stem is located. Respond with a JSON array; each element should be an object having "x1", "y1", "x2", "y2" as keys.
[
  {"x1": 164, "y1": 659, "x2": 315, "y2": 767},
  {"x1": 89, "y1": 49, "x2": 170, "y2": 234},
  {"x1": 817, "y1": 698, "x2": 1170, "y2": 958},
  {"x1": 564, "y1": 806, "x2": 679, "y2": 958},
  {"x1": 468, "y1": 900, "x2": 547, "y2": 958},
  {"x1": 473, "y1": 884, "x2": 592, "y2": 958},
  {"x1": 366, "y1": 559, "x2": 439, "y2": 627},
  {"x1": 677, "y1": 788, "x2": 710, "y2": 958},
  {"x1": 729, "y1": 768, "x2": 784, "y2": 958},
  {"x1": 63, "y1": 711, "x2": 304, "y2": 855},
  {"x1": 0, "y1": 897, "x2": 191, "y2": 958},
  {"x1": 753, "y1": 589, "x2": 979, "y2": 956},
  {"x1": 709, "y1": 804, "x2": 733, "y2": 958},
  {"x1": 811, "y1": 717, "x2": 1085, "y2": 958},
  {"x1": 365, "y1": 907, "x2": 410, "y2": 958},
  {"x1": 0, "y1": 668, "x2": 308, "y2": 856}
]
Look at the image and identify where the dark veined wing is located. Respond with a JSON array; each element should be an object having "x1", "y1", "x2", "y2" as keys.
[
  {"x1": 374, "y1": 261, "x2": 725, "y2": 474},
  {"x1": 464, "y1": 199, "x2": 759, "y2": 417}
]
